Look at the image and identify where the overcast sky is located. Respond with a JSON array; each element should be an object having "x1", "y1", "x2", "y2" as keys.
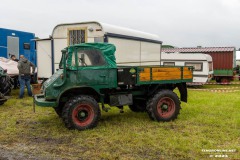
[{"x1": 1, "y1": 0, "x2": 240, "y2": 49}]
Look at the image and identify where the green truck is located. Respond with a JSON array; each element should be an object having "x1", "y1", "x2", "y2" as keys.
[{"x1": 34, "y1": 43, "x2": 193, "y2": 130}]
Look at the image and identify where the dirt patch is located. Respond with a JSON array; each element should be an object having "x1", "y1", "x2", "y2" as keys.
[{"x1": 0, "y1": 145, "x2": 56, "y2": 160}]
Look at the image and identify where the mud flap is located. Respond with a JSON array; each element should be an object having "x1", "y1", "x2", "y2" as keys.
[{"x1": 177, "y1": 83, "x2": 187, "y2": 103}]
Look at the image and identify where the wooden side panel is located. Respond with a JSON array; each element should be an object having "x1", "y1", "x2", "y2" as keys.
[
  {"x1": 183, "y1": 67, "x2": 193, "y2": 79},
  {"x1": 152, "y1": 67, "x2": 181, "y2": 81},
  {"x1": 139, "y1": 68, "x2": 150, "y2": 81},
  {"x1": 139, "y1": 67, "x2": 193, "y2": 82}
]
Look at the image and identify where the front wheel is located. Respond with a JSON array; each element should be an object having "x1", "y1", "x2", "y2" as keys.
[
  {"x1": 147, "y1": 90, "x2": 181, "y2": 122},
  {"x1": 62, "y1": 95, "x2": 101, "y2": 130}
]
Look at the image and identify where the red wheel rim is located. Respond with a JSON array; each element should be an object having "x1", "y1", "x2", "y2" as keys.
[
  {"x1": 221, "y1": 78, "x2": 229, "y2": 84},
  {"x1": 72, "y1": 104, "x2": 94, "y2": 127},
  {"x1": 157, "y1": 97, "x2": 175, "y2": 118}
]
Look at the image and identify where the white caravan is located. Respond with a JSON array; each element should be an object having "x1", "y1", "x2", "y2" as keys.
[
  {"x1": 161, "y1": 53, "x2": 213, "y2": 84},
  {"x1": 36, "y1": 21, "x2": 162, "y2": 79},
  {"x1": 236, "y1": 51, "x2": 240, "y2": 66}
]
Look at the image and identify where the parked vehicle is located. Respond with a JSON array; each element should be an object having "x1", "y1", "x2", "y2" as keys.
[
  {"x1": 161, "y1": 53, "x2": 213, "y2": 84},
  {"x1": 36, "y1": 21, "x2": 162, "y2": 80},
  {"x1": 0, "y1": 66, "x2": 12, "y2": 105},
  {"x1": 236, "y1": 51, "x2": 240, "y2": 66},
  {"x1": 0, "y1": 28, "x2": 36, "y2": 65},
  {"x1": 162, "y1": 47, "x2": 236, "y2": 83},
  {"x1": 34, "y1": 43, "x2": 193, "y2": 130}
]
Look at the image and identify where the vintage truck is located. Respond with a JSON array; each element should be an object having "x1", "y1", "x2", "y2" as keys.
[{"x1": 34, "y1": 43, "x2": 193, "y2": 130}]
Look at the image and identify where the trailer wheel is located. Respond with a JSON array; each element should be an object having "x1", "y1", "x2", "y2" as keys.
[
  {"x1": 147, "y1": 90, "x2": 180, "y2": 122},
  {"x1": 220, "y1": 78, "x2": 230, "y2": 84},
  {"x1": 215, "y1": 78, "x2": 221, "y2": 83},
  {"x1": 62, "y1": 95, "x2": 100, "y2": 130},
  {"x1": 129, "y1": 99, "x2": 147, "y2": 112}
]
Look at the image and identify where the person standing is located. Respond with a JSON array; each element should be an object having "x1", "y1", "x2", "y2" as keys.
[
  {"x1": 10, "y1": 55, "x2": 19, "y2": 88},
  {"x1": 10, "y1": 55, "x2": 19, "y2": 62},
  {"x1": 17, "y1": 55, "x2": 35, "y2": 98}
]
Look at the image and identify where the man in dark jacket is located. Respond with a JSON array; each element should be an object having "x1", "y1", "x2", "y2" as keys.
[{"x1": 17, "y1": 55, "x2": 35, "y2": 98}]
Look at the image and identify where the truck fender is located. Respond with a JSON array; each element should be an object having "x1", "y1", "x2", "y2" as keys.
[
  {"x1": 176, "y1": 83, "x2": 187, "y2": 103},
  {"x1": 57, "y1": 86, "x2": 101, "y2": 105}
]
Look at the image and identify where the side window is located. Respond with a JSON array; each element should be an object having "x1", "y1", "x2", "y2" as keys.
[
  {"x1": 185, "y1": 62, "x2": 203, "y2": 71},
  {"x1": 77, "y1": 49, "x2": 105, "y2": 66},
  {"x1": 208, "y1": 62, "x2": 213, "y2": 71},
  {"x1": 163, "y1": 62, "x2": 175, "y2": 66},
  {"x1": 71, "y1": 52, "x2": 76, "y2": 67},
  {"x1": 23, "y1": 43, "x2": 30, "y2": 50},
  {"x1": 78, "y1": 52, "x2": 91, "y2": 66},
  {"x1": 68, "y1": 29, "x2": 86, "y2": 45}
]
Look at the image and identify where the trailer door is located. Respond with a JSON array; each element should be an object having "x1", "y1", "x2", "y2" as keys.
[
  {"x1": 36, "y1": 39, "x2": 52, "y2": 79},
  {"x1": 7, "y1": 36, "x2": 19, "y2": 58}
]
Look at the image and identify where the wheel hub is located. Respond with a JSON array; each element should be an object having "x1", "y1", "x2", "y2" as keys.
[
  {"x1": 161, "y1": 104, "x2": 168, "y2": 110},
  {"x1": 157, "y1": 97, "x2": 176, "y2": 118},
  {"x1": 77, "y1": 110, "x2": 89, "y2": 121}
]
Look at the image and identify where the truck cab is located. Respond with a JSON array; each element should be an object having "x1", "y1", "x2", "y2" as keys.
[{"x1": 35, "y1": 43, "x2": 193, "y2": 131}]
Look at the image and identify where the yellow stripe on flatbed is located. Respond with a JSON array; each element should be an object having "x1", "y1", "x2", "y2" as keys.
[{"x1": 139, "y1": 67, "x2": 193, "y2": 82}]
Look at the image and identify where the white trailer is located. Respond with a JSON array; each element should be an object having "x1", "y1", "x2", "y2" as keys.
[
  {"x1": 236, "y1": 51, "x2": 240, "y2": 66},
  {"x1": 36, "y1": 21, "x2": 162, "y2": 79},
  {"x1": 161, "y1": 53, "x2": 213, "y2": 84}
]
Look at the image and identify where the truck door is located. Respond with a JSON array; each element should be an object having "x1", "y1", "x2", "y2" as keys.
[{"x1": 75, "y1": 49, "x2": 111, "y2": 88}]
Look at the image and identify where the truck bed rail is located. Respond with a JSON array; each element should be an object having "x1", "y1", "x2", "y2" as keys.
[{"x1": 137, "y1": 66, "x2": 193, "y2": 84}]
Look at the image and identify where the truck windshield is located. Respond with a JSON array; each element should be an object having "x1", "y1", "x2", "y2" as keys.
[
  {"x1": 60, "y1": 49, "x2": 106, "y2": 69},
  {"x1": 59, "y1": 52, "x2": 69, "y2": 69},
  {"x1": 77, "y1": 49, "x2": 105, "y2": 67}
]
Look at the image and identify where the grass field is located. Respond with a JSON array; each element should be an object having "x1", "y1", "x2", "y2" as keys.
[{"x1": 0, "y1": 84, "x2": 239, "y2": 160}]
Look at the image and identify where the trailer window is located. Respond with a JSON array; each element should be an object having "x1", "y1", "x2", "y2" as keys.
[
  {"x1": 208, "y1": 62, "x2": 213, "y2": 71},
  {"x1": 23, "y1": 43, "x2": 30, "y2": 50},
  {"x1": 77, "y1": 49, "x2": 105, "y2": 66},
  {"x1": 68, "y1": 29, "x2": 86, "y2": 45},
  {"x1": 163, "y1": 62, "x2": 175, "y2": 66},
  {"x1": 185, "y1": 62, "x2": 203, "y2": 71}
]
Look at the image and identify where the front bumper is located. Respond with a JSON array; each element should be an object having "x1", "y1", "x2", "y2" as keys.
[{"x1": 34, "y1": 94, "x2": 57, "y2": 107}]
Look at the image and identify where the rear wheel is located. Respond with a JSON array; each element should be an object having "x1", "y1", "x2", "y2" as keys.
[
  {"x1": 62, "y1": 95, "x2": 100, "y2": 130},
  {"x1": 147, "y1": 90, "x2": 181, "y2": 121}
]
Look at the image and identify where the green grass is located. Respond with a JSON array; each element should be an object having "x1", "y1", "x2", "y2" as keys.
[{"x1": 0, "y1": 86, "x2": 239, "y2": 159}]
